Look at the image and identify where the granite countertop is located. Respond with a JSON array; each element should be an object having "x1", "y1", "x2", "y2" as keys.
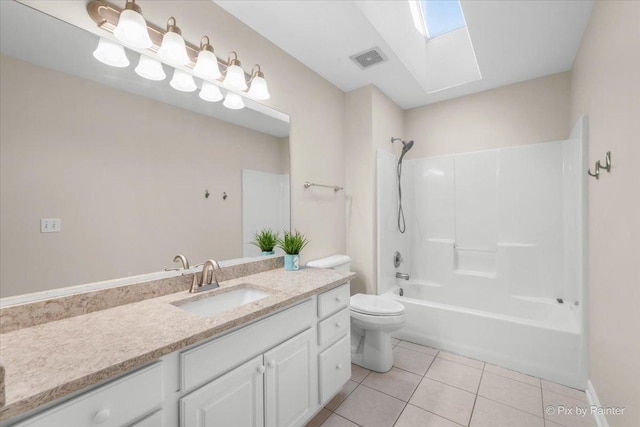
[{"x1": 0, "y1": 267, "x2": 355, "y2": 421}]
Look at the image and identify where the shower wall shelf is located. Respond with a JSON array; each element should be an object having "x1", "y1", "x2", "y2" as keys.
[
  {"x1": 304, "y1": 182, "x2": 344, "y2": 192},
  {"x1": 588, "y1": 151, "x2": 611, "y2": 180}
]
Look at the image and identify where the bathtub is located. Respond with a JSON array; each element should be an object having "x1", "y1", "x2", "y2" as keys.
[{"x1": 386, "y1": 281, "x2": 586, "y2": 388}]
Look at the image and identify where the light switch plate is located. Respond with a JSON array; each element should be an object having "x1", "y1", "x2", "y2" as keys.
[{"x1": 41, "y1": 218, "x2": 61, "y2": 233}]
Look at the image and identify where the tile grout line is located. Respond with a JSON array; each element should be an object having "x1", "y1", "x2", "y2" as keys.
[
  {"x1": 467, "y1": 360, "x2": 486, "y2": 426},
  {"x1": 402, "y1": 350, "x2": 475, "y2": 426}
]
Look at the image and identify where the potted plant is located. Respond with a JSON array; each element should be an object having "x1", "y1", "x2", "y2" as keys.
[
  {"x1": 251, "y1": 228, "x2": 280, "y2": 255},
  {"x1": 278, "y1": 230, "x2": 310, "y2": 271}
]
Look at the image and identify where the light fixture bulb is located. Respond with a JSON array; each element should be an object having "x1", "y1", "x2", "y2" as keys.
[
  {"x1": 247, "y1": 66, "x2": 270, "y2": 100},
  {"x1": 199, "y1": 81, "x2": 223, "y2": 102},
  {"x1": 193, "y1": 36, "x2": 222, "y2": 81},
  {"x1": 93, "y1": 37, "x2": 130, "y2": 68},
  {"x1": 222, "y1": 52, "x2": 248, "y2": 91},
  {"x1": 113, "y1": 0, "x2": 152, "y2": 49},
  {"x1": 158, "y1": 17, "x2": 191, "y2": 66},
  {"x1": 170, "y1": 68, "x2": 197, "y2": 92},
  {"x1": 223, "y1": 92, "x2": 245, "y2": 110},
  {"x1": 135, "y1": 55, "x2": 166, "y2": 81}
]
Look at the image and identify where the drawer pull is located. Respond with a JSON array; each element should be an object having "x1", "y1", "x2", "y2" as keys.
[
  {"x1": 336, "y1": 363, "x2": 343, "y2": 370},
  {"x1": 335, "y1": 296, "x2": 342, "y2": 303},
  {"x1": 257, "y1": 365, "x2": 266, "y2": 374},
  {"x1": 335, "y1": 321, "x2": 342, "y2": 328},
  {"x1": 268, "y1": 360, "x2": 276, "y2": 369},
  {"x1": 93, "y1": 409, "x2": 111, "y2": 424}
]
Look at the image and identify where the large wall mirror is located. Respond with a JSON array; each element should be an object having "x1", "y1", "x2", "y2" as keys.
[{"x1": 0, "y1": 1, "x2": 291, "y2": 299}]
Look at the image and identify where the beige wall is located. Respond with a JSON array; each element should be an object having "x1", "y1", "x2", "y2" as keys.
[
  {"x1": 345, "y1": 86, "x2": 375, "y2": 295},
  {"x1": 0, "y1": 56, "x2": 287, "y2": 297},
  {"x1": 570, "y1": 2, "x2": 640, "y2": 425},
  {"x1": 404, "y1": 72, "x2": 571, "y2": 157},
  {"x1": 345, "y1": 86, "x2": 404, "y2": 295}
]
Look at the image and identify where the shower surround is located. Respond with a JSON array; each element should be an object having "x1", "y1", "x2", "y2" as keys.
[{"x1": 377, "y1": 118, "x2": 588, "y2": 388}]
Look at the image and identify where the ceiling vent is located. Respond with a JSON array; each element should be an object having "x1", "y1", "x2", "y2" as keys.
[{"x1": 350, "y1": 47, "x2": 387, "y2": 70}]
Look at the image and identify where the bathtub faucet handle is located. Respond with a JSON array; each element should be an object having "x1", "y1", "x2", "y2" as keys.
[{"x1": 396, "y1": 272, "x2": 410, "y2": 280}]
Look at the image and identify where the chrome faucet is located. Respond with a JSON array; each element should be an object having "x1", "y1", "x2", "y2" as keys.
[
  {"x1": 190, "y1": 259, "x2": 221, "y2": 293},
  {"x1": 396, "y1": 272, "x2": 410, "y2": 280},
  {"x1": 165, "y1": 254, "x2": 190, "y2": 271}
]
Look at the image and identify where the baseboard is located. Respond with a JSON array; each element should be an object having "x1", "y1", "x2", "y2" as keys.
[{"x1": 586, "y1": 379, "x2": 609, "y2": 427}]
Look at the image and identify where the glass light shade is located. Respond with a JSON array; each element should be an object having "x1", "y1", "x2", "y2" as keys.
[
  {"x1": 223, "y1": 92, "x2": 245, "y2": 110},
  {"x1": 113, "y1": 9, "x2": 152, "y2": 49},
  {"x1": 135, "y1": 55, "x2": 166, "y2": 81},
  {"x1": 222, "y1": 64, "x2": 248, "y2": 91},
  {"x1": 247, "y1": 76, "x2": 270, "y2": 100},
  {"x1": 193, "y1": 50, "x2": 222, "y2": 81},
  {"x1": 199, "y1": 82, "x2": 223, "y2": 102},
  {"x1": 158, "y1": 31, "x2": 190, "y2": 66},
  {"x1": 93, "y1": 38, "x2": 130, "y2": 68},
  {"x1": 170, "y1": 69, "x2": 197, "y2": 92}
]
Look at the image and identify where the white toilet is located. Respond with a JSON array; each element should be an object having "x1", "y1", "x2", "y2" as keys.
[{"x1": 306, "y1": 255, "x2": 405, "y2": 373}]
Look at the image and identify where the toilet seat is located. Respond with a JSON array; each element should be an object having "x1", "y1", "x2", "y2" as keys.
[{"x1": 350, "y1": 294, "x2": 405, "y2": 316}]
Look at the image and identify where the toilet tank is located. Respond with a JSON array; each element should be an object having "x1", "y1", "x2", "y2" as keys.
[{"x1": 306, "y1": 255, "x2": 351, "y2": 272}]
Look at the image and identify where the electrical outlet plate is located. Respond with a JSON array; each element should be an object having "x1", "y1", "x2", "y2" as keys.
[{"x1": 41, "y1": 218, "x2": 61, "y2": 233}]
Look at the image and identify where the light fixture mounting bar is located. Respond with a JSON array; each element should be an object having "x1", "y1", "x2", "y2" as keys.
[{"x1": 86, "y1": 0, "x2": 250, "y2": 79}]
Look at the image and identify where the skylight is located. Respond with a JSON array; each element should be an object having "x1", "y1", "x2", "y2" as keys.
[{"x1": 409, "y1": 0, "x2": 466, "y2": 39}]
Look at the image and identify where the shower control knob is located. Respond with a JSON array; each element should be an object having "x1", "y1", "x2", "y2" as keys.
[{"x1": 393, "y1": 251, "x2": 403, "y2": 268}]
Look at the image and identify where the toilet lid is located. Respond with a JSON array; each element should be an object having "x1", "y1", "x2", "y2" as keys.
[{"x1": 350, "y1": 294, "x2": 405, "y2": 316}]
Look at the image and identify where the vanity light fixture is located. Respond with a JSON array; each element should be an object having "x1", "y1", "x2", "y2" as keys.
[
  {"x1": 193, "y1": 36, "x2": 222, "y2": 81},
  {"x1": 88, "y1": 1, "x2": 270, "y2": 111},
  {"x1": 158, "y1": 17, "x2": 190, "y2": 66},
  {"x1": 199, "y1": 81, "x2": 223, "y2": 102},
  {"x1": 170, "y1": 68, "x2": 197, "y2": 92},
  {"x1": 135, "y1": 55, "x2": 166, "y2": 80},
  {"x1": 223, "y1": 92, "x2": 245, "y2": 110},
  {"x1": 93, "y1": 37, "x2": 130, "y2": 67},
  {"x1": 112, "y1": 0, "x2": 152, "y2": 49},
  {"x1": 222, "y1": 52, "x2": 248, "y2": 91},
  {"x1": 247, "y1": 65, "x2": 270, "y2": 100}
]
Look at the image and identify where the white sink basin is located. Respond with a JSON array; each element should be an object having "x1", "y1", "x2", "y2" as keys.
[{"x1": 176, "y1": 287, "x2": 271, "y2": 318}]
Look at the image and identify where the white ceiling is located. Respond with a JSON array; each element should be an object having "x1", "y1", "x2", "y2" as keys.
[{"x1": 216, "y1": 0, "x2": 594, "y2": 109}]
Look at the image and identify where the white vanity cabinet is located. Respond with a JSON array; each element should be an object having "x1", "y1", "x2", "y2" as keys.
[
  {"x1": 178, "y1": 299, "x2": 317, "y2": 427},
  {"x1": 179, "y1": 329, "x2": 315, "y2": 427},
  {"x1": 5, "y1": 282, "x2": 352, "y2": 427}
]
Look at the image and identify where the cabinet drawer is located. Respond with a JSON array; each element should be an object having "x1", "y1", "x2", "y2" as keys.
[
  {"x1": 181, "y1": 299, "x2": 314, "y2": 392},
  {"x1": 317, "y1": 284, "x2": 349, "y2": 319},
  {"x1": 318, "y1": 334, "x2": 351, "y2": 404},
  {"x1": 318, "y1": 308, "x2": 349, "y2": 347},
  {"x1": 14, "y1": 363, "x2": 162, "y2": 427}
]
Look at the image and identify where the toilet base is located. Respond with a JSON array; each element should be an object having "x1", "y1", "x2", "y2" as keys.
[{"x1": 351, "y1": 327, "x2": 395, "y2": 373}]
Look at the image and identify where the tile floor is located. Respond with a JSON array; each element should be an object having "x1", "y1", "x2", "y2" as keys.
[{"x1": 306, "y1": 339, "x2": 595, "y2": 427}]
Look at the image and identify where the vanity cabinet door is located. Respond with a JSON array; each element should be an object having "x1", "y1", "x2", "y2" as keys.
[
  {"x1": 179, "y1": 355, "x2": 264, "y2": 427},
  {"x1": 264, "y1": 329, "x2": 316, "y2": 427}
]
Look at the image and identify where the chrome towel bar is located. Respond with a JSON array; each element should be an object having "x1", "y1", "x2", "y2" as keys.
[{"x1": 304, "y1": 181, "x2": 344, "y2": 192}]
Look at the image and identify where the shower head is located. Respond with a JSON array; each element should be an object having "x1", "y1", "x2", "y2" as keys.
[
  {"x1": 398, "y1": 139, "x2": 414, "y2": 162},
  {"x1": 391, "y1": 137, "x2": 415, "y2": 162},
  {"x1": 402, "y1": 140, "x2": 414, "y2": 152}
]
